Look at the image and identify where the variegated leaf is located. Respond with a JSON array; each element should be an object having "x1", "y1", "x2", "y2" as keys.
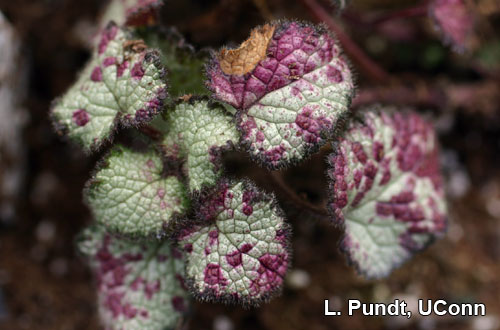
[
  {"x1": 178, "y1": 179, "x2": 290, "y2": 305},
  {"x1": 207, "y1": 21, "x2": 355, "y2": 169},
  {"x1": 51, "y1": 23, "x2": 168, "y2": 152},
  {"x1": 78, "y1": 226, "x2": 189, "y2": 330},
  {"x1": 85, "y1": 145, "x2": 189, "y2": 238},
  {"x1": 157, "y1": 98, "x2": 239, "y2": 193},
  {"x1": 328, "y1": 109, "x2": 447, "y2": 279}
]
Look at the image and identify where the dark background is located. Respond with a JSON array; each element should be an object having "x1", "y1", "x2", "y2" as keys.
[{"x1": 0, "y1": 0, "x2": 499, "y2": 329}]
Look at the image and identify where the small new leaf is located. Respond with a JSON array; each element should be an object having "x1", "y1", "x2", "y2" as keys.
[
  {"x1": 157, "y1": 98, "x2": 239, "y2": 193},
  {"x1": 78, "y1": 226, "x2": 189, "y2": 330},
  {"x1": 85, "y1": 145, "x2": 189, "y2": 238},
  {"x1": 328, "y1": 109, "x2": 447, "y2": 279},
  {"x1": 51, "y1": 23, "x2": 168, "y2": 152},
  {"x1": 207, "y1": 21, "x2": 355, "y2": 169},
  {"x1": 100, "y1": 0, "x2": 165, "y2": 27},
  {"x1": 179, "y1": 179, "x2": 290, "y2": 306}
]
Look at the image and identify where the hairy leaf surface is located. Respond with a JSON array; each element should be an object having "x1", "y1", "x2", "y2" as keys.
[
  {"x1": 328, "y1": 109, "x2": 447, "y2": 278},
  {"x1": 179, "y1": 180, "x2": 290, "y2": 305},
  {"x1": 207, "y1": 21, "x2": 354, "y2": 169},
  {"x1": 157, "y1": 99, "x2": 239, "y2": 193},
  {"x1": 86, "y1": 145, "x2": 189, "y2": 238},
  {"x1": 79, "y1": 226, "x2": 189, "y2": 330},
  {"x1": 51, "y1": 23, "x2": 167, "y2": 152}
]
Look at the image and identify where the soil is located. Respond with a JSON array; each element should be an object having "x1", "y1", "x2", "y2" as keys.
[{"x1": 0, "y1": 0, "x2": 499, "y2": 329}]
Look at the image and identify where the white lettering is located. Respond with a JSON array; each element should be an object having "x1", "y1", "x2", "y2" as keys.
[{"x1": 349, "y1": 300, "x2": 361, "y2": 316}]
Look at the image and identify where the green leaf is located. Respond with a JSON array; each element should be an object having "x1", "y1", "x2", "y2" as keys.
[
  {"x1": 157, "y1": 98, "x2": 239, "y2": 193},
  {"x1": 85, "y1": 145, "x2": 189, "y2": 238},
  {"x1": 139, "y1": 27, "x2": 208, "y2": 98},
  {"x1": 51, "y1": 23, "x2": 168, "y2": 152},
  {"x1": 78, "y1": 226, "x2": 189, "y2": 330},
  {"x1": 179, "y1": 179, "x2": 290, "y2": 306},
  {"x1": 328, "y1": 108, "x2": 447, "y2": 279}
]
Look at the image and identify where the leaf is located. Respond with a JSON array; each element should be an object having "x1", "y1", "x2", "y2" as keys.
[
  {"x1": 429, "y1": 0, "x2": 474, "y2": 52},
  {"x1": 206, "y1": 21, "x2": 355, "y2": 169},
  {"x1": 78, "y1": 226, "x2": 189, "y2": 330},
  {"x1": 178, "y1": 179, "x2": 290, "y2": 306},
  {"x1": 157, "y1": 98, "x2": 239, "y2": 193},
  {"x1": 85, "y1": 145, "x2": 189, "y2": 238},
  {"x1": 327, "y1": 109, "x2": 447, "y2": 279},
  {"x1": 51, "y1": 23, "x2": 168, "y2": 152},
  {"x1": 139, "y1": 27, "x2": 209, "y2": 98},
  {"x1": 100, "y1": 0, "x2": 165, "y2": 27}
]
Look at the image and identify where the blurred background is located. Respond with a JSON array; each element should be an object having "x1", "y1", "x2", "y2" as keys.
[{"x1": 0, "y1": 0, "x2": 499, "y2": 329}]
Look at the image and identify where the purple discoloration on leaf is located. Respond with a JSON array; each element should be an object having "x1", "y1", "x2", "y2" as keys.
[
  {"x1": 226, "y1": 250, "x2": 243, "y2": 267},
  {"x1": 327, "y1": 108, "x2": 447, "y2": 279},
  {"x1": 250, "y1": 253, "x2": 288, "y2": 296},
  {"x1": 131, "y1": 62, "x2": 145, "y2": 80},
  {"x1": 144, "y1": 280, "x2": 161, "y2": 299},
  {"x1": 91, "y1": 66, "x2": 103, "y2": 82},
  {"x1": 98, "y1": 24, "x2": 118, "y2": 55},
  {"x1": 51, "y1": 24, "x2": 169, "y2": 152},
  {"x1": 208, "y1": 230, "x2": 219, "y2": 245},
  {"x1": 180, "y1": 179, "x2": 290, "y2": 305},
  {"x1": 117, "y1": 60, "x2": 129, "y2": 78},
  {"x1": 184, "y1": 243, "x2": 193, "y2": 253},
  {"x1": 78, "y1": 226, "x2": 189, "y2": 328},
  {"x1": 206, "y1": 20, "x2": 354, "y2": 169},
  {"x1": 103, "y1": 56, "x2": 116, "y2": 66},
  {"x1": 326, "y1": 65, "x2": 343, "y2": 83},
  {"x1": 208, "y1": 22, "x2": 338, "y2": 110},
  {"x1": 72, "y1": 109, "x2": 90, "y2": 126},
  {"x1": 204, "y1": 263, "x2": 227, "y2": 286}
]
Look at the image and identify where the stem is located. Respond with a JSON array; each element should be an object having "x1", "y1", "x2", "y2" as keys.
[
  {"x1": 267, "y1": 171, "x2": 330, "y2": 217},
  {"x1": 300, "y1": 0, "x2": 391, "y2": 82},
  {"x1": 369, "y1": 5, "x2": 428, "y2": 25},
  {"x1": 138, "y1": 125, "x2": 163, "y2": 141}
]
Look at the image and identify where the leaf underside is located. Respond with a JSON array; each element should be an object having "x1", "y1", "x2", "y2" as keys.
[{"x1": 328, "y1": 109, "x2": 447, "y2": 279}]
